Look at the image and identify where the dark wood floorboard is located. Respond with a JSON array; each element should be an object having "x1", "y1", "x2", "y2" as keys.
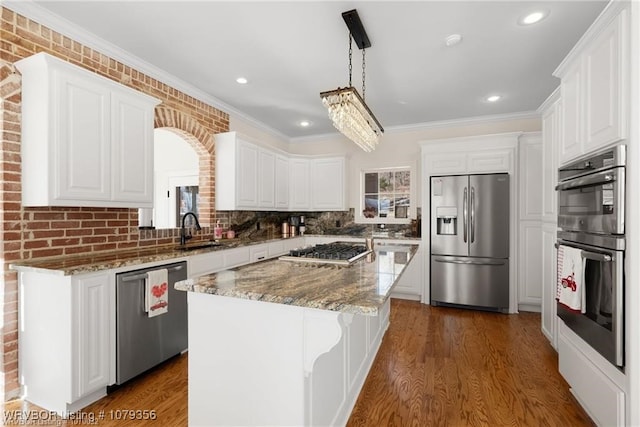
[{"x1": 3, "y1": 299, "x2": 594, "y2": 426}]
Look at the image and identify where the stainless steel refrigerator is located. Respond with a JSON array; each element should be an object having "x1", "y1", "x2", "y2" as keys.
[{"x1": 430, "y1": 174, "x2": 509, "y2": 311}]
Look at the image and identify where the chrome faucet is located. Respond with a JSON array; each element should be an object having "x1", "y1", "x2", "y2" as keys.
[{"x1": 180, "y1": 212, "x2": 202, "y2": 246}]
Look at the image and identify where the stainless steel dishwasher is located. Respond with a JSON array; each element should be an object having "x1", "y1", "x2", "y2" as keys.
[{"x1": 115, "y1": 261, "x2": 187, "y2": 385}]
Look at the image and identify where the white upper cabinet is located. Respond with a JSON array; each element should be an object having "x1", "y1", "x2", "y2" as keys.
[
  {"x1": 584, "y1": 9, "x2": 627, "y2": 151},
  {"x1": 215, "y1": 132, "x2": 258, "y2": 210},
  {"x1": 258, "y1": 148, "x2": 276, "y2": 208},
  {"x1": 111, "y1": 90, "x2": 155, "y2": 203},
  {"x1": 216, "y1": 132, "x2": 346, "y2": 212},
  {"x1": 274, "y1": 154, "x2": 289, "y2": 209},
  {"x1": 236, "y1": 141, "x2": 259, "y2": 208},
  {"x1": 289, "y1": 157, "x2": 310, "y2": 210},
  {"x1": 555, "y1": 4, "x2": 628, "y2": 165},
  {"x1": 559, "y1": 62, "x2": 582, "y2": 163},
  {"x1": 540, "y1": 93, "x2": 560, "y2": 222},
  {"x1": 310, "y1": 157, "x2": 345, "y2": 210},
  {"x1": 16, "y1": 52, "x2": 160, "y2": 208}
]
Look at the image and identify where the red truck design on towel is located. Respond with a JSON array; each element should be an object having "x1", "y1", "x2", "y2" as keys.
[
  {"x1": 150, "y1": 282, "x2": 168, "y2": 311},
  {"x1": 561, "y1": 273, "x2": 577, "y2": 291}
]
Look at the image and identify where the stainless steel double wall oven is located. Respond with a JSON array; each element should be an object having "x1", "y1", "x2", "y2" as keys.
[{"x1": 556, "y1": 145, "x2": 626, "y2": 369}]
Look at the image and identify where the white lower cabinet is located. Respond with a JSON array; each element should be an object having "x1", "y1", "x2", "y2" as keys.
[
  {"x1": 188, "y1": 251, "x2": 224, "y2": 278},
  {"x1": 541, "y1": 222, "x2": 558, "y2": 347},
  {"x1": 73, "y1": 274, "x2": 111, "y2": 399},
  {"x1": 19, "y1": 270, "x2": 114, "y2": 415},
  {"x1": 558, "y1": 321, "x2": 625, "y2": 426},
  {"x1": 390, "y1": 247, "x2": 423, "y2": 300},
  {"x1": 517, "y1": 222, "x2": 543, "y2": 310}
]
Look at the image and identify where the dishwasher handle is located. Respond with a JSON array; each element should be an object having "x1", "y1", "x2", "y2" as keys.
[{"x1": 120, "y1": 264, "x2": 184, "y2": 283}]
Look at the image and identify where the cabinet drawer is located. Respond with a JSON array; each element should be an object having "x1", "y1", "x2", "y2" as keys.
[
  {"x1": 250, "y1": 246, "x2": 268, "y2": 263},
  {"x1": 267, "y1": 241, "x2": 285, "y2": 258},
  {"x1": 223, "y1": 247, "x2": 251, "y2": 268},
  {"x1": 189, "y1": 252, "x2": 224, "y2": 278},
  {"x1": 558, "y1": 329, "x2": 625, "y2": 426}
]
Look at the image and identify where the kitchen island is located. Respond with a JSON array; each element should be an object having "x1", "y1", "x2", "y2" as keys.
[{"x1": 176, "y1": 243, "x2": 418, "y2": 427}]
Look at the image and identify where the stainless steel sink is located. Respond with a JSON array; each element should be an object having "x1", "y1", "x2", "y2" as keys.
[{"x1": 176, "y1": 241, "x2": 222, "y2": 251}]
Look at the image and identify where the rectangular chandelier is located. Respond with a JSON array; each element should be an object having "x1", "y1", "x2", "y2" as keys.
[
  {"x1": 320, "y1": 86, "x2": 384, "y2": 152},
  {"x1": 320, "y1": 9, "x2": 384, "y2": 152}
]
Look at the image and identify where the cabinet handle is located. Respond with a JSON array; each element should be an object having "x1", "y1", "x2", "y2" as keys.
[{"x1": 120, "y1": 265, "x2": 184, "y2": 283}]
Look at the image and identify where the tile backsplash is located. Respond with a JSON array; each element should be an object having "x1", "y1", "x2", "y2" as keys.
[{"x1": 214, "y1": 208, "x2": 421, "y2": 239}]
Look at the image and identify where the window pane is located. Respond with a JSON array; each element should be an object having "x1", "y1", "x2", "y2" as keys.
[
  {"x1": 364, "y1": 173, "x2": 378, "y2": 193},
  {"x1": 395, "y1": 171, "x2": 410, "y2": 192},
  {"x1": 379, "y1": 172, "x2": 394, "y2": 193},
  {"x1": 395, "y1": 194, "x2": 410, "y2": 207},
  {"x1": 379, "y1": 196, "x2": 392, "y2": 217},
  {"x1": 363, "y1": 195, "x2": 378, "y2": 218}
]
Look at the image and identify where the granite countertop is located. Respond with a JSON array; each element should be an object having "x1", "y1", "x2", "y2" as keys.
[
  {"x1": 8, "y1": 236, "x2": 290, "y2": 276},
  {"x1": 175, "y1": 244, "x2": 419, "y2": 315}
]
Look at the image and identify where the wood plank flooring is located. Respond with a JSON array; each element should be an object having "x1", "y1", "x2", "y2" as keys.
[
  {"x1": 3, "y1": 299, "x2": 594, "y2": 426},
  {"x1": 348, "y1": 300, "x2": 595, "y2": 427}
]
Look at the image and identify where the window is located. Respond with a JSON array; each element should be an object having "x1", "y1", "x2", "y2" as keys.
[{"x1": 360, "y1": 167, "x2": 412, "y2": 223}]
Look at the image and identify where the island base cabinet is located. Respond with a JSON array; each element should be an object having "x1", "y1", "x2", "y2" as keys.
[{"x1": 187, "y1": 292, "x2": 390, "y2": 426}]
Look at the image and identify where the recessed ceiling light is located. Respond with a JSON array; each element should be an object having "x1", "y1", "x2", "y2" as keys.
[
  {"x1": 486, "y1": 95, "x2": 501, "y2": 103},
  {"x1": 519, "y1": 10, "x2": 548, "y2": 25},
  {"x1": 236, "y1": 77, "x2": 248, "y2": 84},
  {"x1": 445, "y1": 34, "x2": 463, "y2": 47},
  {"x1": 299, "y1": 120, "x2": 311, "y2": 127}
]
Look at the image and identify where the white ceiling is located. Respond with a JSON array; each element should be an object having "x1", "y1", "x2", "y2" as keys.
[{"x1": 25, "y1": 1, "x2": 608, "y2": 140}]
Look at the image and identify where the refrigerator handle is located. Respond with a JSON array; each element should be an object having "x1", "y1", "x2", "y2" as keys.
[
  {"x1": 470, "y1": 186, "x2": 475, "y2": 243},
  {"x1": 463, "y1": 187, "x2": 468, "y2": 243}
]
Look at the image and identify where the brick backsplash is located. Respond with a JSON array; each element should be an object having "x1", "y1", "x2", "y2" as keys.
[{"x1": 0, "y1": 6, "x2": 229, "y2": 400}]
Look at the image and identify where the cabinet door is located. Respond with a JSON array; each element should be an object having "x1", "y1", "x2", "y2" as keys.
[
  {"x1": 560, "y1": 62, "x2": 582, "y2": 164},
  {"x1": 584, "y1": 10, "x2": 626, "y2": 151},
  {"x1": 258, "y1": 148, "x2": 275, "y2": 208},
  {"x1": 289, "y1": 158, "x2": 310, "y2": 210},
  {"x1": 236, "y1": 141, "x2": 259, "y2": 207},
  {"x1": 73, "y1": 273, "x2": 111, "y2": 398},
  {"x1": 275, "y1": 155, "x2": 290, "y2": 209},
  {"x1": 542, "y1": 102, "x2": 559, "y2": 221},
  {"x1": 517, "y1": 222, "x2": 542, "y2": 308},
  {"x1": 541, "y1": 223, "x2": 557, "y2": 348},
  {"x1": 56, "y1": 71, "x2": 111, "y2": 202},
  {"x1": 111, "y1": 90, "x2": 154, "y2": 206},
  {"x1": 391, "y1": 248, "x2": 423, "y2": 298},
  {"x1": 518, "y1": 136, "x2": 542, "y2": 220},
  {"x1": 310, "y1": 158, "x2": 345, "y2": 210},
  {"x1": 425, "y1": 153, "x2": 467, "y2": 175}
]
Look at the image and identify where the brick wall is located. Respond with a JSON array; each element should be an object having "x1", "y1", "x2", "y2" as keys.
[{"x1": 0, "y1": 7, "x2": 229, "y2": 400}]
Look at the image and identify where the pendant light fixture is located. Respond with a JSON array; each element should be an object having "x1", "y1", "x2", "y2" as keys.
[{"x1": 320, "y1": 9, "x2": 384, "y2": 152}]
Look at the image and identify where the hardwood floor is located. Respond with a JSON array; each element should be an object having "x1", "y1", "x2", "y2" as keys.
[
  {"x1": 348, "y1": 299, "x2": 595, "y2": 427},
  {"x1": 3, "y1": 299, "x2": 593, "y2": 426}
]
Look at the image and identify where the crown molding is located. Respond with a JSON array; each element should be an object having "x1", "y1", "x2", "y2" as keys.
[
  {"x1": 289, "y1": 110, "x2": 540, "y2": 144},
  {"x1": 537, "y1": 86, "x2": 561, "y2": 113},
  {"x1": 385, "y1": 110, "x2": 540, "y2": 134},
  {"x1": 2, "y1": 0, "x2": 289, "y2": 142}
]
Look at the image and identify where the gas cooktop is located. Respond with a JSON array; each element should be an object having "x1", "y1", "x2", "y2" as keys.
[{"x1": 278, "y1": 242, "x2": 371, "y2": 266}]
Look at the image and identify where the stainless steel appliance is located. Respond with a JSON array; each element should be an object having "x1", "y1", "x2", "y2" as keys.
[
  {"x1": 430, "y1": 174, "x2": 510, "y2": 311},
  {"x1": 557, "y1": 144, "x2": 625, "y2": 235},
  {"x1": 279, "y1": 242, "x2": 371, "y2": 266},
  {"x1": 115, "y1": 261, "x2": 188, "y2": 384},
  {"x1": 556, "y1": 145, "x2": 626, "y2": 369}
]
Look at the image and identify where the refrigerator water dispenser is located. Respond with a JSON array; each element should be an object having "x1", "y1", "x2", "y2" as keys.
[{"x1": 436, "y1": 207, "x2": 457, "y2": 235}]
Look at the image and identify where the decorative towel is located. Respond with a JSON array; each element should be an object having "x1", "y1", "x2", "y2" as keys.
[
  {"x1": 556, "y1": 245, "x2": 585, "y2": 313},
  {"x1": 146, "y1": 269, "x2": 169, "y2": 318}
]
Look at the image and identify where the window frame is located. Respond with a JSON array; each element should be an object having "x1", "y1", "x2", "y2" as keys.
[{"x1": 356, "y1": 166, "x2": 414, "y2": 225}]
